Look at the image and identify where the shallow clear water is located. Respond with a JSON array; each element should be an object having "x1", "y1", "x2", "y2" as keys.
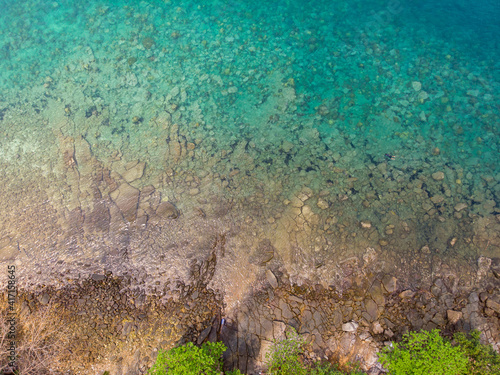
[{"x1": 0, "y1": 0, "x2": 498, "y2": 305}]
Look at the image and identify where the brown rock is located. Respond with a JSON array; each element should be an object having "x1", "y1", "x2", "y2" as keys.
[
  {"x1": 141, "y1": 185, "x2": 155, "y2": 196},
  {"x1": 249, "y1": 239, "x2": 275, "y2": 266},
  {"x1": 382, "y1": 275, "x2": 398, "y2": 293},
  {"x1": 85, "y1": 201, "x2": 111, "y2": 232},
  {"x1": 156, "y1": 201, "x2": 179, "y2": 219},
  {"x1": 123, "y1": 161, "x2": 145, "y2": 183},
  {"x1": 486, "y1": 299, "x2": 500, "y2": 314},
  {"x1": 365, "y1": 299, "x2": 379, "y2": 321},
  {"x1": 369, "y1": 284, "x2": 385, "y2": 306},
  {"x1": 399, "y1": 290, "x2": 416, "y2": 299},
  {"x1": 110, "y1": 183, "x2": 140, "y2": 222},
  {"x1": 491, "y1": 258, "x2": 500, "y2": 279},
  {"x1": 317, "y1": 198, "x2": 329, "y2": 210},
  {"x1": 447, "y1": 310, "x2": 462, "y2": 324}
]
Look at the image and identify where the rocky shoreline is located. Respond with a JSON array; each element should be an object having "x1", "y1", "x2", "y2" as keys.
[{"x1": 6, "y1": 251, "x2": 500, "y2": 374}]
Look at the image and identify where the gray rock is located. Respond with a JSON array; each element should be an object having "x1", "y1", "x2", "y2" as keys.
[
  {"x1": 340, "y1": 332, "x2": 356, "y2": 351},
  {"x1": 313, "y1": 310, "x2": 324, "y2": 329},
  {"x1": 454, "y1": 202, "x2": 468, "y2": 212},
  {"x1": 371, "y1": 321, "x2": 384, "y2": 335},
  {"x1": 122, "y1": 322, "x2": 134, "y2": 336},
  {"x1": 342, "y1": 321, "x2": 358, "y2": 332},
  {"x1": 431, "y1": 312, "x2": 446, "y2": 326},
  {"x1": 272, "y1": 321, "x2": 286, "y2": 341},
  {"x1": 39, "y1": 293, "x2": 50, "y2": 305},
  {"x1": 266, "y1": 269, "x2": 278, "y2": 289},
  {"x1": 469, "y1": 292, "x2": 479, "y2": 304},
  {"x1": 92, "y1": 274, "x2": 106, "y2": 281},
  {"x1": 260, "y1": 318, "x2": 273, "y2": 338},
  {"x1": 432, "y1": 171, "x2": 445, "y2": 181},
  {"x1": 333, "y1": 310, "x2": 343, "y2": 329},
  {"x1": 288, "y1": 295, "x2": 304, "y2": 304},
  {"x1": 367, "y1": 367, "x2": 383, "y2": 375},
  {"x1": 197, "y1": 326, "x2": 212, "y2": 345},
  {"x1": 279, "y1": 300, "x2": 294, "y2": 321}
]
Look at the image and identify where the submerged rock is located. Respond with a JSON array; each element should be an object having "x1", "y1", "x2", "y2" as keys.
[
  {"x1": 250, "y1": 239, "x2": 275, "y2": 266},
  {"x1": 156, "y1": 201, "x2": 180, "y2": 219},
  {"x1": 110, "y1": 183, "x2": 140, "y2": 222}
]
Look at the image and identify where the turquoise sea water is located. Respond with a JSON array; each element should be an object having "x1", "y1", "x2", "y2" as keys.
[
  {"x1": 1, "y1": 0, "x2": 498, "y2": 162},
  {"x1": 0, "y1": 0, "x2": 499, "y2": 291}
]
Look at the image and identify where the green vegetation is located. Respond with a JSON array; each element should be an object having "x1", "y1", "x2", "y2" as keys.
[
  {"x1": 265, "y1": 328, "x2": 307, "y2": 375},
  {"x1": 147, "y1": 341, "x2": 225, "y2": 375},
  {"x1": 378, "y1": 328, "x2": 500, "y2": 375},
  {"x1": 309, "y1": 362, "x2": 364, "y2": 375},
  {"x1": 263, "y1": 327, "x2": 363, "y2": 375},
  {"x1": 147, "y1": 328, "x2": 500, "y2": 375},
  {"x1": 453, "y1": 330, "x2": 500, "y2": 375},
  {"x1": 379, "y1": 329, "x2": 468, "y2": 374}
]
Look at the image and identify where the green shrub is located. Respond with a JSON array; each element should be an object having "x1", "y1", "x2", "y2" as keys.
[
  {"x1": 309, "y1": 362, "x2": 343, "y2": 375},
  {"x1": 453, "y1": 329, "x2": 500, "y2": 374},
  {"x1": 148, "y1": 341, "x2": 226, "y2": 375},
  {"x1": 379, "y1": 329, "x2": 468, "y2": 375},
  {"x1": 265, "y1": 327, "x2": 307, "y2": 375},
  {"x1": 309, "y1": 362, "x2": 365, "y2": 375}
]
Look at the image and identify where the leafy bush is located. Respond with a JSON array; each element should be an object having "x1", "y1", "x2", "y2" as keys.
[
  {"x1": 453, "y1": 329, "x2": 500, "y2": 375},
  {"x1": 310, "y1": 363, "x2": 341, "y2": 375},
  {"x1": 148, "y1": 341, "x2": 226, "y2": 375},
  {"x1": 309, "y1": 362, "x2": 366, "y2": 375},
  {"x1": 265, "y1": 327, "x2": 307, "y2": 375},
  {"x1": 379, "y1": 329, "x2": 468, "y2": 375},
  {"x1": 309, "y1": 362, "x2": 346, "y2": 375}
]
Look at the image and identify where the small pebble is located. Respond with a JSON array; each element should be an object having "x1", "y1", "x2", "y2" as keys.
[
  {"x1": 360, "y1": 221, "x2": 372, "y2": 229},
  {"x1": 432, "y1": 171, "x2": 445, "y2": 181},
  {"x1": 412, "y1": 81, "x2": 422, "y2": 91}
]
